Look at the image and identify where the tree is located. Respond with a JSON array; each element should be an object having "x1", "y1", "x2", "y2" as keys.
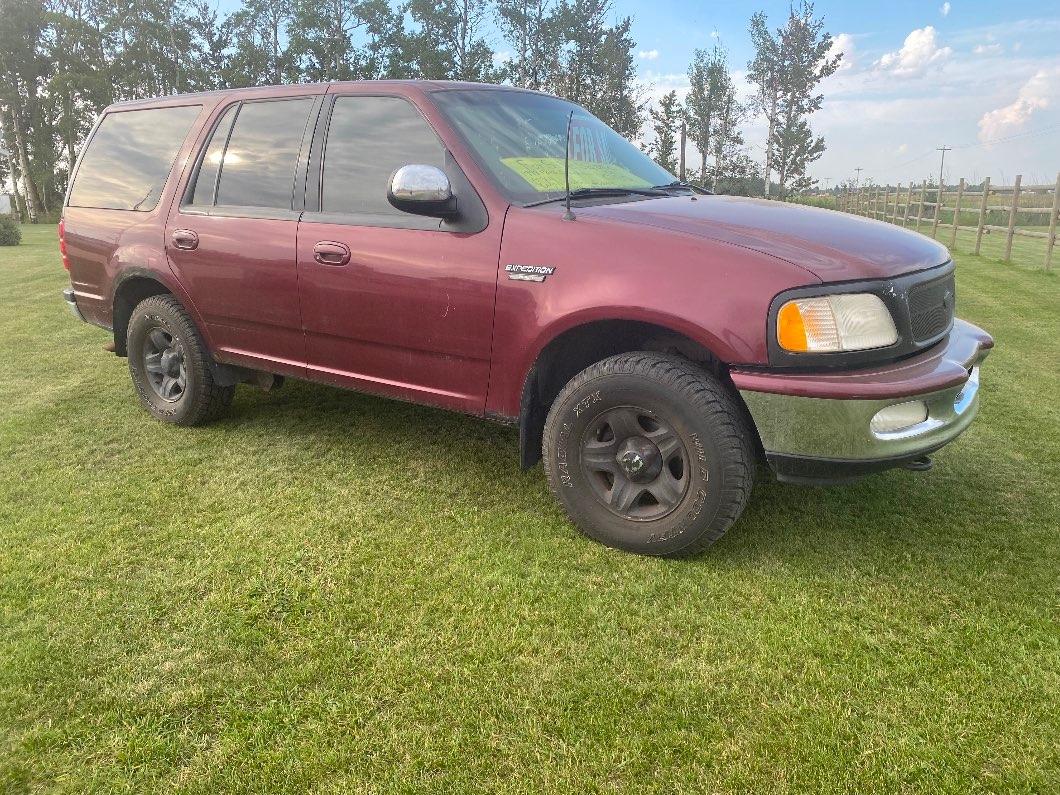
[
  {"x1": 404, "y1": 0, "x2": 498, "y2": 82},
  {"x1": 549, "y1": 0, "x2": 643, "y2": 139},
  {"x1": 746, "y1": 1, "x2": 840, "y2": 198},
  {"x1": 685, "y1": 43, "x2": 744, "y2": 190},
  {"x1": 494, "y1": 0, "x2": 557, "y2": 90},
  {"x1": 646, "y1": 90, "x2": 681, "y2": 175},
  {"x1": 0, "y1": 0, "x2": 49, "y2": 220},
  {"x1": 289, "y1": 0, "x2": 403, "y2": 81},
  {"x1": 184, "y1": 0, "x2": 234, "y2": 90},
  {"x1": 228, "y1": 0, "x2": 297, "y2": 86}
]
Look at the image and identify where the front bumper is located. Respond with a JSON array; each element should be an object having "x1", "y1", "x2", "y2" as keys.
[{"x1": 731, "y1": 319, "x2": 993, "y2": 484}]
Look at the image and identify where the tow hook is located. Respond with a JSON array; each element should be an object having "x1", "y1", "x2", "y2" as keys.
[{"x1": 902, "y1": 455, "x2": 934, "y2": 472}]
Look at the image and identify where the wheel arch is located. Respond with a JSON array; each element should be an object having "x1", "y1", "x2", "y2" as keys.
[
  {"x1": 517, "y1": 317, "x2": 760, "y2": 469},
  {"x1": 111, "y1": 268, "x2": 218, "y2": 361}
]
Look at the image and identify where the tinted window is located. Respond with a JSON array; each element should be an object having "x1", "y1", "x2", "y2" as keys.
[
  {"x1": 69, "y1": 105, "x2": 201, "y2": 211},
  {"x1": 215, "y1": 98, "x2": 314, "y2": 209},
  {"x1": 186, "y1": 105, "x2": 237, "y2": 207},
  {"x1": 321, "y1": 96, "x2": 445, "y2": 217}
]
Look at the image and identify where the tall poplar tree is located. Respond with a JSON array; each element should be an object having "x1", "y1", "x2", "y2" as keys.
[
  {"x1": 646, "y1": 90, "x2": 681, "y2": 175},
  {"x1": 747, "y1": 1, "x2": 840, "y2": 197},
  {"x1": 685, "y1": 43, "x2": 742, "y2": 188}
]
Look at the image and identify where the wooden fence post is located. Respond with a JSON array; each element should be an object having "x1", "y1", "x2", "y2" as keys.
[
  {"x1": 891, "y1": 183, "x2": 902, "y2": 225},
  {"x1": 975, "y1": 176, "x2": 990, "y2": 255},
  {"x1": 1004, "y1": 174, "x2": 1022, "y2": 261},
  {"x1": 874, "y1": 185, "x2": 880, "y2": 219},
  {"x1": 931, "y1": 182, "x2": 943, "y2": 239},
  {"x1": 1046, "y1": 172, "x2": 1060, "y2": 273},
  {"x1": 903, "y1": 183, "x2": 915, "y2": 227},
  {"x1": 915, "y1": 180, "x2": 927, "y2": 234},
  {"x1": 949, "y1": 178, "x2": 965, "y2": 247},
  {"x1": 883, "y1": 185, "x2": 891, "y2": 224}
]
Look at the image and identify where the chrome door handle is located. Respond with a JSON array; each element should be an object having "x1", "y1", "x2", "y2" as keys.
[
  {"x1": 171, "y1": 229, "x2": 199, "y2": 250},
  {"x1": 313, "y1": 241, "x2": 351, "y2": 266}
]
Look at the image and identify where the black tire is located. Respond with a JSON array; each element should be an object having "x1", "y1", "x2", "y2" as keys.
[
  {"x1": 542, "y1": 352, "x2": 754, "y2": 557},
  {"x1": 126, "y1": 295, "x2": 234, "y2": 426}
]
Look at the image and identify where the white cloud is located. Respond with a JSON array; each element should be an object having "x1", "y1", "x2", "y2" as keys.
[
  {"x1": 977, "y1": 68, "x2": 1058, "y2": 142},
  {"x1": 940, "y1": 2, "x2": 951, "y2": 16},
  {"x1": 710, "y1": 30, "x2": 720, "y2": 39},
  {"x1": 973, "y1": 43, "x2": 1003, "y2": 55},
  {"x1": 896, "y1": 143, "x2": 909, "y2": 155},
  {"x1": 830, "y1": 33, "x2": 856, "y2": 72},
  {"x1": 638, "y1": 49, "x2": 659, "y2": 61},
  {"x1": 1013, "y1": 41, "x2": 1023, "y2": 52},
  {"x1": 876, "y1": 26, "x2": 953, "y2": 76},
  {"x1": 492, "y1": 51, "x2": 513, "y2": 66}
]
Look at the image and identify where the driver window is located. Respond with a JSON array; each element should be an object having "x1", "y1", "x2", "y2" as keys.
[{"x1": 321, "y1": 96, "x2": 446, "y2": 218}]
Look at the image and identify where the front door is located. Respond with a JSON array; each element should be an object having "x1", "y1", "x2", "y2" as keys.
[{"x1": 295, "y1": 94, "x2": 501, "y2": 414}]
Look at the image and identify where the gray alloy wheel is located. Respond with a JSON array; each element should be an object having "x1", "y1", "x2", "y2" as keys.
[
  {"x1": 126, "y1": 295, "x2": 234, "y2": 426},
  {"x1": 543, "y1": 352, "x2": 755, "y2": 557}
]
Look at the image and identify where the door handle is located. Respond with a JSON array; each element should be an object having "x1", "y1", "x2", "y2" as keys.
[
  {"x1": 171, "y1": 229, "x2": 199, "y2": 250},
  {"x1": 313, "y1": 241, "x2": 351, "y2": 266}
]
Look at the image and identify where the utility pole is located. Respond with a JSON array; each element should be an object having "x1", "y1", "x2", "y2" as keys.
[
  {"x1": 936, "y1": 146, "x2": 951, "y2": 190},
  {"x1": 679, "y1": 120, "x2": 686, "y2": 183},
  {"x1": 854, "y1": 168, "x2": 863, "y2": 189}
]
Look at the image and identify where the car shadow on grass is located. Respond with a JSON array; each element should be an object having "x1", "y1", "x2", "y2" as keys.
[{"x1": 215, "y1": 378, "x2": 1017, "y2": 574}]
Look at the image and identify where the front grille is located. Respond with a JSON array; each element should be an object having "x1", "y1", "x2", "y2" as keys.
[{"x1": 908, "y1": 272, "x2": 955, "y2": 343}]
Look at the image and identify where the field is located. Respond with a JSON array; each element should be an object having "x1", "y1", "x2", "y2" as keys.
[{"x1": 1, "y1": 225, "x2": 1058, "y2": 793}]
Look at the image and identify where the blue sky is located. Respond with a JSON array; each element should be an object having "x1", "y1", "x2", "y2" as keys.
[{"x1": 610, "y1": 0, "x2": 1060, "y2": 187}]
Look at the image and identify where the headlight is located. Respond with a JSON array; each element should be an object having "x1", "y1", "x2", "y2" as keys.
[{"x1": 777, "y1": 293, "x2": 898, "y2": 353}]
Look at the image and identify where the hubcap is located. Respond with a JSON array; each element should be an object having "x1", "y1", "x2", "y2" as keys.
[
  {"x1": 580, "y1": 406, "x2": 691, "y2": 521},
  {"x1": 142, "y1": 327, "x2": 187, "y2": 402}
]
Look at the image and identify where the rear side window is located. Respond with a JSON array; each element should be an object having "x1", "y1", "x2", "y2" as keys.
[
  {"x1": 321, "y1": 96, "x2": 445, "y2": 217},
  {"x1": 69, "y1": 105, "x2": 201, "y2": 211},
  {"x1": 186, "y1": 104, "x2": 237, "y2": 207},
  {"x1": 214, "y1": 98, "x2": 314, "y2": 209}
]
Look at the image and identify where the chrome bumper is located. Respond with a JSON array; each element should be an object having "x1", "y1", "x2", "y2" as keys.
[
  {"x1": 62, "y1": 288, "x2": 86, "y2": 322},
  {"x1": 739, "y1": 362, "x2": 984, "y2": 461},
  {"x1": 733, "y1": 319, "x2": 993, "y2": 482}
]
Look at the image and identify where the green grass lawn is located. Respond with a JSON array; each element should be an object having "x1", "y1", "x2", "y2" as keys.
[{"x1": 2, "y1": 225, "x2": 1058, "y2": 793}]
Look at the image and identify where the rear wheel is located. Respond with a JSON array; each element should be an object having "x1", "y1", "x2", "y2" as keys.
[
  {"x1": 126, "y1": 295, "x2": 234, "y2": 426},
  {"x1": 543, "y1": 352, "x2": 754, "y2": 557}
]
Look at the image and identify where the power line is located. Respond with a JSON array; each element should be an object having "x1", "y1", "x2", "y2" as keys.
[{"x1": 952, "y1": 122, "x2": 1060, "y2": 150}]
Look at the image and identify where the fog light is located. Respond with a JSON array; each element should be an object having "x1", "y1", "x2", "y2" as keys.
[{"x1": 870, "y1": 401, "x2": 929, "y2": 434}]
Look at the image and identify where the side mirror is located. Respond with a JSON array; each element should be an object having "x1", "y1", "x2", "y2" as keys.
[{"x1": 387, "y1": 164, "x2": 458, "y2": 218}]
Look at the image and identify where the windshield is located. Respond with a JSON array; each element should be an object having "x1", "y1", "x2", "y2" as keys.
[{"x1": 432, "y1": 89, "x2": 676, "y2": 206}]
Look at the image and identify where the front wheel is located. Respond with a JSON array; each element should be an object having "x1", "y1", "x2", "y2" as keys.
[
  {"x1": 542, "y1": 353, "x2": 754, "y2": 557},
  {"x1": 126, "y1": 295, "x2": 234, "y2": 426}
]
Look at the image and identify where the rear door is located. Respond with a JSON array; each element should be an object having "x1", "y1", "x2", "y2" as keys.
[
  {"x1": 295, "y1": 92, "x2": 502, "y2": 414},
  {"x1": 165, "y1": 93, "x2": 323, "y2": 377}
]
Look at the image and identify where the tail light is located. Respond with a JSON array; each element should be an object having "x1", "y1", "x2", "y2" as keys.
[{"x1": 58, "y1": 219, "x2": 70, "y2": 270}]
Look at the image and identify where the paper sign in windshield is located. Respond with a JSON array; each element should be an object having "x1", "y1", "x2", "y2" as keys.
[{"x1": 501, "y1": 157, "x2": 651, "y2": 193}]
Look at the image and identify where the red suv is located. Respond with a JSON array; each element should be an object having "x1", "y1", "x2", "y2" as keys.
[{"x1": 60, "y1": 81, "x2": 992, "y2": 556}]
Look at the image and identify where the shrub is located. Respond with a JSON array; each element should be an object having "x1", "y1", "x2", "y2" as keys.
[{"x1": 0, "y1": 215, "x2": 21, "y2": 246}]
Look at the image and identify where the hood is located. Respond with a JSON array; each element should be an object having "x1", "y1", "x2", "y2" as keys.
[{"x1": 578, "y1": 195, "x2": 950, "y2": 282}]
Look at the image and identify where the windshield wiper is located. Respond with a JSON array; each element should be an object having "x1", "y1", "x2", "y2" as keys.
[
  {"x1": 524, "y1": 186, "x2": 670, "y2": 208},
  {"x1": 650, "y1": 181, "x2": 714, "y2": 195}
]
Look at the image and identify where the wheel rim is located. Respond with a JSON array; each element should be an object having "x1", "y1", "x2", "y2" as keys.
[
  {"x1": 579, "y1": 405, "x2": 691, "y2": 521},
  {"x1": 142, "y1": 327, "x2": 187, "y2": 402}
]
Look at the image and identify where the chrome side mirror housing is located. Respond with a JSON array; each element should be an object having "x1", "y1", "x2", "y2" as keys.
[{"x1": 387, "y1": 164, "x2": 458, "y2": 218}]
